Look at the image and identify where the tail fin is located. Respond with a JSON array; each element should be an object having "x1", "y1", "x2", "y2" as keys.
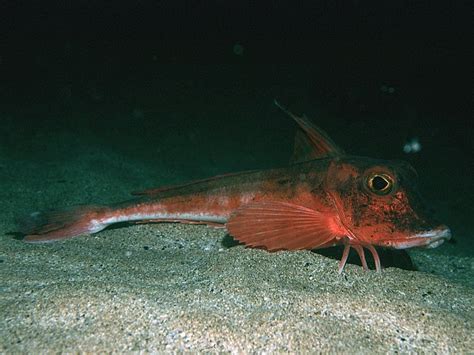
[{"x1": 19, "y1": 205, "x2": 110, "y2": 243}]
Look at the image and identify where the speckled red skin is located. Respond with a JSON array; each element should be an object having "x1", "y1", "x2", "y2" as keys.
[{"x1": 121, "y1": 160, "x2": 333, "y2": 223}]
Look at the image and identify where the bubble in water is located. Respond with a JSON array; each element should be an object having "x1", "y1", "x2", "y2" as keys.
[
  {"x1": 403, "y1": 137, "x2": 421, "y2": 153},
  {"x1": 233, "y1": 43, "x2": 244, "y2": 56}
]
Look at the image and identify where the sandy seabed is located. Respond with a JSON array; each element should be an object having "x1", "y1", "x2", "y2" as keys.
[{"x1": 1, "y1": 220, "x2": 473, "y2": 353}]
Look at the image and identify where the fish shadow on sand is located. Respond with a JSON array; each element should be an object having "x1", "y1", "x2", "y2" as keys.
[
  {"x1": 222, "y1": 234, "x2": 417, "y2": 271},
  {"x1": 7, "y1": 227, "x2": 415, "y2": 271}
]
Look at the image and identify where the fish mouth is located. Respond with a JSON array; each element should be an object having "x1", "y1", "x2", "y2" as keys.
[
  {"x1": 392, "y1": 225, "x2": 452, "y2": 249},
  {"x1": 415, "y1": 226, "x2": 452, "y2": 248}
]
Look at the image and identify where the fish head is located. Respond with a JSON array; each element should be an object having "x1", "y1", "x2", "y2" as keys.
[{"x1": 325, "y1": 157, "x2": 451, "y2": 249}]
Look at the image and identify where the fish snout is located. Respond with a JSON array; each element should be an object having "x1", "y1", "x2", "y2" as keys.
[{"x1": 415, "y1": 225, "x2": 452, "y2": 248}]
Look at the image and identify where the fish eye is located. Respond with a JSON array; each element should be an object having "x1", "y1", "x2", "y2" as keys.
[{"x1": 367, "y1": 173, "x2": 393, "y2": 195}]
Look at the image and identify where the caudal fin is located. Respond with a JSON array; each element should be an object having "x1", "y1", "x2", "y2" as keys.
[{"x1": 19, "y1": 205, "x2": 110, "y2": 243}]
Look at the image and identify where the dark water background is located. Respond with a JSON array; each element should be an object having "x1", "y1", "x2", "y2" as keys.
[{"x1": 0, "y1": 3, "x2": 472, "y2": 257}]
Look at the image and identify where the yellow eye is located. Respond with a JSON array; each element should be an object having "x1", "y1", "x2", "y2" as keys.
[{"x1": 367, "y1": 174, "x2": 393, "y2": 195}]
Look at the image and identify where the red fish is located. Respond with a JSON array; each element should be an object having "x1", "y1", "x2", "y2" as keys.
[{"x1": 21, "y1": 101, "x2": 451, "y2": 273}]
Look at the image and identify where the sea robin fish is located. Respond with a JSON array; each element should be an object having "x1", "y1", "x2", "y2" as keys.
[{"x1": 21, "y1": 101, "x2": 451, "y2": 273}]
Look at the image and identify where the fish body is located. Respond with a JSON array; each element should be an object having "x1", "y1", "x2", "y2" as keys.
[
  {"x1": 24, "y1": 160, "x2": 333, "y2": 241},
  {"x1": 21, "y1": 101, "x2": 451, "y2": 273}
]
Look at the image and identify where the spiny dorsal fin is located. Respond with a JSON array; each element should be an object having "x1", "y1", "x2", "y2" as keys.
[{"x1": 275, "y1": 100, "x2": 345, "y2": 163}]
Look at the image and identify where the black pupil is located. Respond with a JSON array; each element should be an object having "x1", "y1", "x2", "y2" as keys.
[{"x1": 372, "y1": 176, "x2": 388, "y2": 190}]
